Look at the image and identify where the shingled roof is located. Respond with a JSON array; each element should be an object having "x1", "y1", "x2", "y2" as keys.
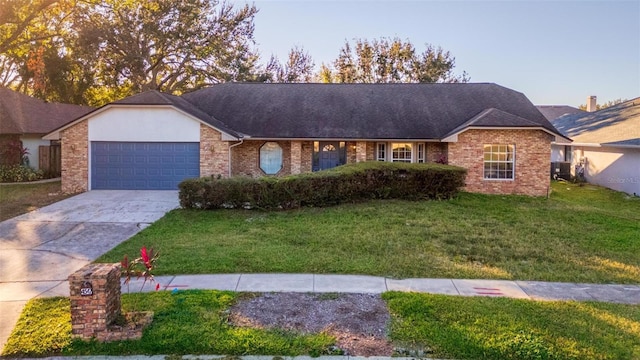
[
  {"x1": 181, "y1": 83, "x2": 562, "y2": 140},
  {"x1": 43, "y1": 82, "x2": 565, "y2": 141},
  {"x1": 551, "y1": 98, "x2": 640, "y2": 145},
  {"x1": 536, "y1": 105, "x2": 585, "y2": 121},
  {"x1": 0, "y1": 87, "x2": 93, "y2": 134}
]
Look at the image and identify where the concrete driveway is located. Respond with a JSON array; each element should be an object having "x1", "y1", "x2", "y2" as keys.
[{"x1": 0, "y1": 190, "x2": 179, "y2": 352}]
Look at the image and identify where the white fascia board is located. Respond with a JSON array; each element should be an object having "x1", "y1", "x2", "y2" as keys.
[
  {"x1": 602, "y1": 144, "x2": 640, "y2": 149},
  {"x1": 571, "y1": 142, "x2": 640, "y2": 149},
  {"x1": 570, "y1": 142, "x2": 602, "y2": 148}
]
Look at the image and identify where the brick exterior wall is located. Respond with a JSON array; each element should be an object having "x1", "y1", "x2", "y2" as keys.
[
  {"x1": 427, "y1": 142, "x2": 448, "y2": 163},
  {"x1": 355, "y1": 141, "x2": 367, "y2": 162},
  {"x1": 346, "y1": 141, "x2": 356, "y2": 164},
  {"x1": 231, "y1": 140, "x2": 292, "y2": 177},
  {"x1": 300, "y1": 141, "x2": 313, "y2": 173},
  {"x1": 61, "y1": 121, "x2": 88, "y2": 193},
  {"x1": 200, "y1": 124, "x2": 229, "y2": 178},
  {"x1": 366, "y1": 142, "x2": 375, "y2": 161},
  {"x1": 69, "y1": 263, "x2": 121, "y2": 340},
  {"x1": 291, "y1": 141, "x2": 302, "y2": 174},
  {"x1": 447, "y1": 129, "x2": 553, "y2": 196},
  {"x1": 0, "y1": 134, "x2": 22, "y2": 166},
  {"x1": 344, "y1": 141, "x2": 375, "y2": 163},
  {"x1": 55, "y1": 117, "x2": 551, "y2": 197}
]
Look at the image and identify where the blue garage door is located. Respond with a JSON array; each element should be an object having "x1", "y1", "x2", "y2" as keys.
[{"x1": 91, "y1": 142, "x2": 199, "y2": 190}]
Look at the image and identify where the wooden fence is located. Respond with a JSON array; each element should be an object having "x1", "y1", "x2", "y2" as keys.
[{"x1": 39, "y1": 144, "x2": 61, "y2": 176}]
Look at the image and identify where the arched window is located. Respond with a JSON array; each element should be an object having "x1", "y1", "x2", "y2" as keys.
[{"x1": 260, "y1": 142, "x2": 283, "y2": 175}]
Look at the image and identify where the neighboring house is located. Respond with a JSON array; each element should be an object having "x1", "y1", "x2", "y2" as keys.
[
  {"x1": 550, "y1": 98, "x2": 640, "y2": 196},
  {"x1": 536, "y1": 104, "x2": 584, "y2": 179},
  {"x1": 44, "y1": 83, "x2": 567, "y2": 196},
  {"x1": 0, "y1": 87, "x2": 93, "y2": 172}
]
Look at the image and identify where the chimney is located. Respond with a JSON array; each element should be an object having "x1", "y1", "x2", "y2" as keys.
[{"x1": 587, "y1": 96, "x2": 597, "y2": 112}]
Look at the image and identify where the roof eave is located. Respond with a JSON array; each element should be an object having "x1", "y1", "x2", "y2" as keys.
[
  {"x1": 242, "y1": 137, "x2": 442, "y2": 142},
  {"x1": 571, "y1": 142, "x2": 640, "y2": 149}
]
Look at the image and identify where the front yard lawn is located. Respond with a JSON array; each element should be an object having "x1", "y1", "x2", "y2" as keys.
[
  {"x1": 97, "y1": 181, "x2": 640, "y2": 284},
  {"x1": 384, "y1": 292, "x2": 640, "y2": 360},
  {"x1": 2, "y1": 291, "x2": 333, "y2": 358},
  {"x1": 0, "y1": 180, "x2": 71, "y2": 221},
  {"x1": 4, "y1": 291, "x2": 639, "y2": 359}
]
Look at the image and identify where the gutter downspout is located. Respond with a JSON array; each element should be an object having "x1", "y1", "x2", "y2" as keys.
[{"x1": 228, "y1": 138, "x2": 244, "y2": 177}]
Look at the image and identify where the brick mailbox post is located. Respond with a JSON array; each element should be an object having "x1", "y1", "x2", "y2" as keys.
[{"x1": 69, "y1": 263, "x2": 122, "y2": 340}]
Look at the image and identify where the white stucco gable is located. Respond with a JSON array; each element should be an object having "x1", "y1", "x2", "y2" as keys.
[
  {"x1": 43, "y1": 104, "x2": 239, "y2": 141},
  {"x1": 88, "y1": 107, "x2": 200, "y2": 142}
]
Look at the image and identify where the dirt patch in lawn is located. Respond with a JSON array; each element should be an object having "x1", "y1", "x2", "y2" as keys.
[
  {"x1": 229, "y1": 293, "x2": 392, "y2": 356},
  {"x1": 0, "y1": 181, "x2": 72, "y2": 221}
]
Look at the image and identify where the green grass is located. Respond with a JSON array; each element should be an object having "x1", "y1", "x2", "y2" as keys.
[
  {"x1": 1, "y1": 291, "x2": 334, "y2": 357},
  {"x1": 383, "y1": 292, "x2": 640, "y2": 360},
  {"x1": 5, "y1": 291, "x2": 639, "y2": 359},
  {"x1": 97, "y1": 181, "x2": 640, "y2": 284}
]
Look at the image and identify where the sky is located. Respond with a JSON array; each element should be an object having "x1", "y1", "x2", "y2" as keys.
[{"x1": 231, "y1": 0, "x2": 640, "y2": 107}]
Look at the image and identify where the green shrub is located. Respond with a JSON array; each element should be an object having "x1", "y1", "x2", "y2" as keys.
[
  {"x1": 179, "y1": 162, "x2": 467, "y2": 210},
  {"x1": 0, "y1": 164, "x2": 45, "y2": 183}
]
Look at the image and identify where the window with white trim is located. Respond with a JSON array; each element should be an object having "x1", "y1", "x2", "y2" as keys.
[
  {"x1": 391, "y1": 143, "x2": 412, "y2": 162},
  {"x1": 483, "y1": 144, "x2": 515, "y2": 180},
  {"x1": 376, "y1": 143, "x2": 386, "y2": 161},
  {"x1": 417, "y1": 143, "x2": 425, "y2": 163},
  {"x1": 260, "y1": 142, "x2": 283, "y2": 175}
]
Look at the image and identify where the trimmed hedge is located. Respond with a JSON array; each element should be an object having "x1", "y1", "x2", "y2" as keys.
[{"x1": 179, "y1": 161, "x2": 467, "y2": 210}]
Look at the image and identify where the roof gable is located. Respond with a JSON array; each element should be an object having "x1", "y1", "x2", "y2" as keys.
[
  {"x1": 0, "y1": 87, "x2": 93, "y2": 134},
  {"x1": 442, "y1": 108, "x2": 567, "y2": 142},
  {"x1": 44, "y1": 90, "x2": 241, "y2": 140}
]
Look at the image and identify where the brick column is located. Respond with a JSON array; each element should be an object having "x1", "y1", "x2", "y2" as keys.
[
  {"x1": 61, "y1": 121, "x2": 88, "y2": 193},
  {"x1": 356, "y1": 141, "x2": 368, "y2": 162},
  {"x1": 69, "y1": 263, "x2": 121, "y2": 340},
  {"x1": 291, "y1": 141, "x2": 302, "y2": 174},
  {"x1": 200, "y1": 124, "x2": 229, "y2": 178}
]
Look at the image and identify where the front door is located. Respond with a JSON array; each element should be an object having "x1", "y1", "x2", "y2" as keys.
[{"x1": 319, "y1": 141, "x2": 340, "y2": 170}]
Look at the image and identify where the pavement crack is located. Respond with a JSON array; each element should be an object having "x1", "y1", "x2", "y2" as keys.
[
  {"x1": 28, "y1": 248, "x2": 89, "y2": 262},
  {"x1": 28, "y1": 222, "x2": 85, "y2": 248}
]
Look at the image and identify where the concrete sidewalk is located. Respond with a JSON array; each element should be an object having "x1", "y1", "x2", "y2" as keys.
[
  {"x1": 91, "y1": 273, "x2": 640, "y2": 304},
  {"x1": 3, "y1": 273, "x2": 639, "y2": 357}
]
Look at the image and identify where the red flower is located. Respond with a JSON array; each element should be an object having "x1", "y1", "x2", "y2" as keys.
[
  {"x1": 155, "y1": 283, "x2": 160, "y2": 291},
  {"x1": 140, "y1": 246, "x2": 151, "y2": 269}
]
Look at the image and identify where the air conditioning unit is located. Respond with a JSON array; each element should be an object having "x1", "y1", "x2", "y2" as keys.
[{"x1": 550, "y1": 162, "x2": 571, "y2": 180}]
